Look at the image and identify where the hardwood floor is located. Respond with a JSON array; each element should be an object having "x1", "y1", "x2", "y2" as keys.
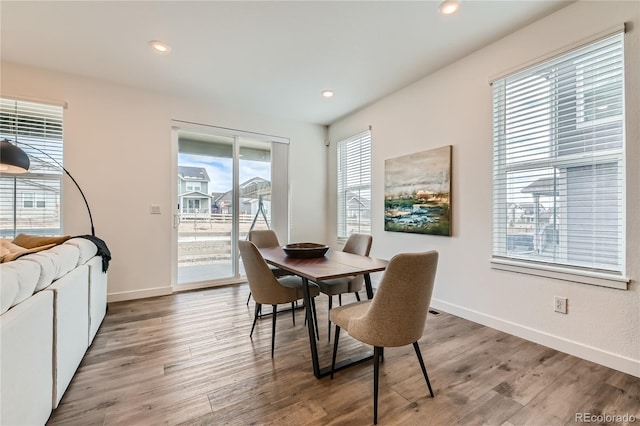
[{"x1": 48, "y1": 284, "x2": 640, "y2": 425}]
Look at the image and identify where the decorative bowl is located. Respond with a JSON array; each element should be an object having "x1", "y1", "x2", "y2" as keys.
[{"x1": 283, "y1": 243, "x2": 329, "y2": 259}]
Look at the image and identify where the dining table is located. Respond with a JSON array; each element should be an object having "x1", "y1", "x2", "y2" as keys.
[{"x1": 258, "y1": 245, "x2": 389, "y2": 379}]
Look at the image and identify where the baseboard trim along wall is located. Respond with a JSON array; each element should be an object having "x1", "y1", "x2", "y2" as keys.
[
  {"x1": 431, "y1": 298, "x2": 640, "y2": 378},
  {"x1": 107, "y1": 286, "x2": 172, "y2": 303}
]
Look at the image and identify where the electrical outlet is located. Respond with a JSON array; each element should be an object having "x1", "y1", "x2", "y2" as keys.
[
  {"x1": 554, "y1": 296, "x2": 567, "y2": 314},
  {"x1": 149, "y1": 204, "x2": 161, "y2": 214}
]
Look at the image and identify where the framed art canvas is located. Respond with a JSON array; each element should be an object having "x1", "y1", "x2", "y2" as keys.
[{"x1": 384, "y1": 145, "x2": 452, "y2": 236}]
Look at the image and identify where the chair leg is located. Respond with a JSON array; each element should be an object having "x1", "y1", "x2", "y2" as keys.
[
  {"x1": 311, "y1": 297, "x2": 319, "y2": 341},
  {"x1": 354, "y1": 291, "x2": 361, "y2": 302},
  {"x1": 331, "y1": 326, "x2": 341, "y2": 379},
  {"x1": 373, "y1": 346, "x2": 382, "y2": 425},
  {"x1": 246, "y1": 291, "x2": 252, "y2": 305},
  {"x1": 291, "y1": 302, "x2": 295, "y2": 326},
  {"x1": 413, "y1": 342, "x2": 434, "y2": 397},
  {"x1": 250, "y1": 303, "x2": 260, "y2": 337},
  {"x1": 327, "y1": 296, "x2": 333, "y2": 342},
  {"x1": 338, "y1": 294, "x2": 342, "y2": 306},
  {"x1": 271, "y1": 305, "x2": 277, "y2": 358}
]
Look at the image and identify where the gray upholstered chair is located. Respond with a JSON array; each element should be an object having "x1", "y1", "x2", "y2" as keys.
[
  {"x1": 246, "y1": 230, "x2": 290, "y2": 305},
  {"x1": 329, "y1": 250, "x2": 439, "y2": 425},
  {"x1": 316, "y1": 233, "x2": 372, "y2": 341},
  {"x1": 238, "y1": 240, "x2": 320, "y2": 357}
]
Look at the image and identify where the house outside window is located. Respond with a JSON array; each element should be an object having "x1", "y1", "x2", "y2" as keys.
[
  {"x1": 491, "y1": 32, "x2": 625, "y2": 286},
  {"x1": 337, "y1": 130, "x2": 371, "y2": 239},
  {"x1": 177, "y1": 166, "x2": 212, "y2": 214},
  {"x1": 0, "y1": 98, "x2": 63, "y2": 237}
]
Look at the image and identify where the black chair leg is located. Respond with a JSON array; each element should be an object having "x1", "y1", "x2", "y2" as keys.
[
  {"x1": 291, "y1": 302, "x2": 295, "y2": 326},
  {"x1": 246, "y1": 291, "x2": 252, "y2": 305},
  {"x1": 271, "y1": 305, "x2": 277, "y2": 358},
  {"x1": 250, "y1": 303, "x2": 260, "y2": 337},
  {"x1": 331, "y1": 326, "x2": 341, "y2": 379},
  {"x1": 373, "y1": 346, "x2": 382, "y2": 425},
  {"x1": 354, "y1": 291, "x2": 361, "y2": 302},
  {"x1": 338, "y1": 294, "x2": 342, "y2": 306},
  {"x1": 327, "y1": 296, "x2": 333, "y2": 342},
  {"x1": 311, "y1": 297, "x2": 319, "y2": 340},
  {"x1": 413, "y1": 342, "x2": 434, "y2": 397}
]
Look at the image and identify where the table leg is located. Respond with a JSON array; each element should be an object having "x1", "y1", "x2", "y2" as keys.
[
  {"x1": 364, "y1": 273, "x2": 374, "y2": 299},
  {"x1": 301, "y1": 277, "x2": 321, "y2": 378}
]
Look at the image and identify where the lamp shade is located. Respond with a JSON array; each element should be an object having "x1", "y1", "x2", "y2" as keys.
[{"x1": 0, "y1": 140, "x2": 30, "y2": 173}]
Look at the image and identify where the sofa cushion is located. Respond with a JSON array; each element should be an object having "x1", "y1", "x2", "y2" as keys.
[
  {"x1": 0, "y1": 267, "x2": 19, "y2": 314},
  {"x1": 64, "y1": 238, "x2": 98, "y2": 266},
  {"x1": 20, "y1": 252, "x2": 58, "y2": 292},
  {"x1": 44, "y1": 244, "x2": 80, "y2": 280},
  {"x1": 0, "y1": 259, "x2": 41, "y2": 312}
]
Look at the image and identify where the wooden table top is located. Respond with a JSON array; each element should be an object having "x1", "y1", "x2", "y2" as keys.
[{"x1": 258, "y1": 246, "x2": 388, "y2": 282}]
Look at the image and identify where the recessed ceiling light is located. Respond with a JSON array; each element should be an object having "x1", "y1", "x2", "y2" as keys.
[
  {"x1": 439, "y1": 0, "x2": 460, "y2": 16},
  {"x1": 149, "y1": 40, "x2": 171, "y2": 53},
  {"x1": 322, "y1": 90, "x2": 334, "y2": 98}
]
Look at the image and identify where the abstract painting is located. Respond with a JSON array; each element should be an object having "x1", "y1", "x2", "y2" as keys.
[{"x1": 384, "y1": 145, "x2": 452, "y2": 236}]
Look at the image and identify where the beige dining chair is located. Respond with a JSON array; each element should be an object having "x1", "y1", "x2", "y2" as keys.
[
  {"x1": 316, "y1": 233, "x2": 372, "y2": 341},
  {"x1": 239, "y1": 240, "x2": 320, "y2": 357},
  {"x1": 329, "y1": 250, "x2": 439, "y2": 425},
  {"x1": 246, "y1": 230, "x2": 291, "y2": 305}
]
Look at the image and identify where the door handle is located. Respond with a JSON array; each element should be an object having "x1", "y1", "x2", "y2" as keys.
[{"x1": 174, "y1": 214, "x2": 181, "y2": 228}]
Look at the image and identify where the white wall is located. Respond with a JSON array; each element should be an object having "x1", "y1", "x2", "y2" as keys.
[
  {"x1": 1, "y1": 63, "x2": 328, "y2": 301},
  {"x1": 328, "y1": 1, "x2": 640, "y2": 377}
]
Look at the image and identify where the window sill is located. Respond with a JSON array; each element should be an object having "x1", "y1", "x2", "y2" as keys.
[{"x1": 490, "y1": 258, "x2": 629, "y2": 290}]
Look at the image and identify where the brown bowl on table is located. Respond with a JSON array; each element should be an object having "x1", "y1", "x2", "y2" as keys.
[{"x1": 282, "y1": 243, "x2": 329, "y2": 259}]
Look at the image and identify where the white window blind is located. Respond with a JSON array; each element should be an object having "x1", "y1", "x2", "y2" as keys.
[
  {"x1": 492, "y1": 32, "x2": 625, "y2": 277},
  {"x1": 337, "y1": 130, "x2": 371, "y2": 239},
  {"x1": 0, "y1": 98, "x2": 64, "y2": 237}
]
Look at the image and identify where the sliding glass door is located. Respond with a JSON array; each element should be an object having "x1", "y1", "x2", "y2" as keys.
[{"x1": 172, "y1": 123, "x2": 288, "y2": 289}]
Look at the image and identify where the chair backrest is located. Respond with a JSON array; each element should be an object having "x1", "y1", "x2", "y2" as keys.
[
  {"x1": 248, "y1": 230, "x2": 280, "y2": 248},
  {"x1": 238, "y1": 240, "x2": 295, "y2": 305},
  {"x1": 347, "y1": 251, "x2": 439, "y2": 348},
  {"x1": 343, "y1": 233, "x2": 372, "y2": 256},
  {"x1": 343, "y1": 234, "x2": 373, "y2": 291}
]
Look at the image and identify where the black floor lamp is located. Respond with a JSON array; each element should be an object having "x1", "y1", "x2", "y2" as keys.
[{"x1": 0, "y1": 138, "x2": 95, "y2": 237}]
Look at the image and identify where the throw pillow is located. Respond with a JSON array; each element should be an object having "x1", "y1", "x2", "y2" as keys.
[{"x1": 12, "y1": 234, "x2": 71, "y2": 249}]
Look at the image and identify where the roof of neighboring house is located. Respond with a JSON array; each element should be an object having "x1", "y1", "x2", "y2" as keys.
[
  {"x1": 345, "y1": 190, "x2": 370, "y2": 209},
  {"x1": 215, "y1": 177, "x2": 271, "y2": 203},
  {"x1": 178, "y1": 191, "x2": 212, "y2": 199},
  {"x1": 521, "y1": 177, "x2": 557, "y2": 196},
  {"x1": 178, "y1": 166, "x2": 210, "y2": 182}
]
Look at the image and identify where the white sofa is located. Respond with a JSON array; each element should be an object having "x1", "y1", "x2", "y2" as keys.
[{"x1": 0, "y1": 237, "x2": 108, "y2": 426}]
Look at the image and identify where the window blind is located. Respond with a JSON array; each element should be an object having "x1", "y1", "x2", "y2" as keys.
[
  {"x1": 0, "y1": 98, "x2": 64, "y2": 237},
  {"x1": 492, "y1": 32, "x2": 625, "y2": 275},
  {"x1": 337, "y1": 130, "x2": 371, "y2": 239}
]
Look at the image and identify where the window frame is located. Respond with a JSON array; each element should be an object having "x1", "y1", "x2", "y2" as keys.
[
  {"x1": 336, "y1": 129, "x2": 372, "y2": 241},
  {"x1": 0, "y1": 98, "x2": 64, "y2": 237},
  {"x1": 490, "y1": 31, "x2": 629, "y2": 289}
]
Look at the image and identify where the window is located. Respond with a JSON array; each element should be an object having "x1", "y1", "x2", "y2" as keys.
[
  {"x1": 492, "y1": 32, "x2": 625, "y2": 285},
  {"x1": 337, "y1": 130, "x2": 371, "y2": 239},
  {"x1": 186, "y1": 181, "x2": 201, "y2": 192},
  {"x1": 0, "y1": 98, "x2": 64, "y2": 237}
]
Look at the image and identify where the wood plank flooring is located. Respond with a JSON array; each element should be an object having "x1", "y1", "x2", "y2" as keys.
[{"x1": 48, "y1": 284, "x2": 640, "y2": 425}]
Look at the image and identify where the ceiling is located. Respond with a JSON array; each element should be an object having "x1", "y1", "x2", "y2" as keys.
[{"x1": 0, "y1": 1, "x2": 573, "y2": 126}]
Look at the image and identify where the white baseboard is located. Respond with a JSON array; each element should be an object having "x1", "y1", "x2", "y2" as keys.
[
  {"x1": 430, "y1": 298, "x2": 640, "y2": 378},
  {"x1": 107, "y1": 286, "x2": 172, "y2": 303}
]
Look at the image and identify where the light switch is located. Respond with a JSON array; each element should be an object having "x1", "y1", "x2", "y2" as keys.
[{"x1": 150, "y1": 204, "x2": 161, "y2": 214}]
